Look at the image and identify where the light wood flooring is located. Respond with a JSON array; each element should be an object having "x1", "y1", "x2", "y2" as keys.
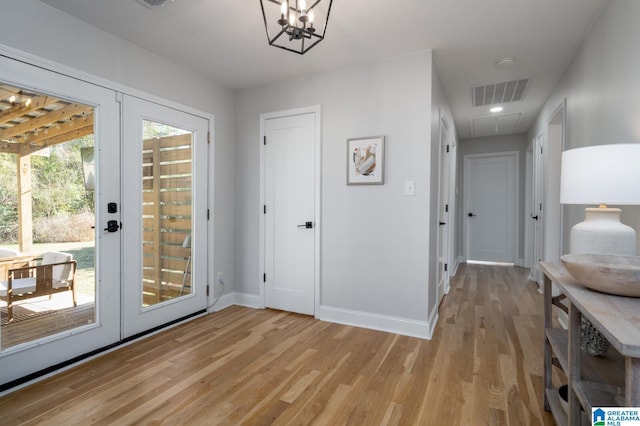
[{"x1": 0, "y1": 263, "x2": 555, "y2": 425}]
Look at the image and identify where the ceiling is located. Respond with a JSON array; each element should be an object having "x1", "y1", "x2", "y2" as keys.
[{"x1": 39, "y1": 0, "x2": 607, "y2": 139}]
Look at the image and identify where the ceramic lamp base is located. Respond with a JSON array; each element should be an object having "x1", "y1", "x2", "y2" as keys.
[{"x1": 570, "y1": 207, "x2": 636, "y2": 256}]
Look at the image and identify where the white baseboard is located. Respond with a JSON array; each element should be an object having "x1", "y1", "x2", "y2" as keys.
[
  {"x1": 209, "y1": 295, "x2": 438, "y2": 339},
  {"x1": 232, "y1": 292, "x2": 262, "y2": 309},
  {"x1": 427, "y1": 306, "x2": 439, "y2": 339},
  {"x1": 451, "y1": 259, "x2": 460, "y2": 277},
  {"x1": 317, "y1": 305, "x2": 433, "y2": 340},
  {"x1": 208, "y1": 292, "x2": 234, "y2": 312}
]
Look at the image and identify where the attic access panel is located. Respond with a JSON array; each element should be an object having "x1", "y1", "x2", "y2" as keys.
[{"x1": 470, "y1": 113, "x2": 522, "y2": 137}]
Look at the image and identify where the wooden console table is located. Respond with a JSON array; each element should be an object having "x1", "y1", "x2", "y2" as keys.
[{"x1": 540, "y1": 261, "x2": 640, "y2": 426}]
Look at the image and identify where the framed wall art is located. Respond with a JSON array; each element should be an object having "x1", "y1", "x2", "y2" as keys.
[{"x1": 347, "y1": 136, "x2": 385, "y2": 185}]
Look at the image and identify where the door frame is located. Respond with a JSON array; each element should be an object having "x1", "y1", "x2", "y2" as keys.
[
  {"x1": 259, "y1": 105, "x2": 321, "y2": 315},
  {"x1": 544, "y1": 99, "x2": 567, "y2": 263},
  {"x1": 462, "y1": 151, "x2": 520, "y2": 263},
  {"x1": 436, "y1": 112, "x2": 451, "y2": 303},
  {"x1": 529, "y1": 132, "x2": 545, "y2": 286}
]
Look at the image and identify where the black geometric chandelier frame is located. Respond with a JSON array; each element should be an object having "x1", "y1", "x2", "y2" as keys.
[{"x1": 260, "y1": 0, "x2": 333, "y2": 55}]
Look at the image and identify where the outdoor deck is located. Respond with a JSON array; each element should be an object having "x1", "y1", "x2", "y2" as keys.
[{"x1": 1, "y1": 297, "x2": 94, "y2": 349}]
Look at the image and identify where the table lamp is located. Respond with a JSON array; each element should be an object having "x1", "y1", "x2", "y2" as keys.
[{"x1": 560, "y1": 144, "x2": 640, "y2": 256}]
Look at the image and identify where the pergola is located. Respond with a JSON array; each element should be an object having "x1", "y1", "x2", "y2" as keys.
[{"x1": 0, "y1": 84, "x2": 94, "y2": 253}]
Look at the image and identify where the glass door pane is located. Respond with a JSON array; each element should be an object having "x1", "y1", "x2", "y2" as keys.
[
  {"x1": 142, "y1": 121, "x2": 193, "y2": 306},
  {"x1": 0, "y1": 83, "x2": 97, "y2": 349},
  {"x1": 122, "y1": 95, "x2": 208, "y2": 338}
]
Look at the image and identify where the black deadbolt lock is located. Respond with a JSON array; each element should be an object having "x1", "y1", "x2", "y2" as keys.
[
  {"x1": 108, "y1": 202, "x2": 118, "y2": 214},
  {"x1": 104, "y1": 220, "x2": 120, "y2": 232}
]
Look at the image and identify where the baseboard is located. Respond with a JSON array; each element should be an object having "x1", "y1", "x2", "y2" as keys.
[
  {"x1": 427, "y1": 306, "x2": 439, "y2": 339},
  {"x1": 232, "y1": 292, "x2": 262, "y2": 309},
  {"x1": 208, "y1": 292, "x2": 234, "y2": 312},
  {"x1": 451, "y1": 259, "x2": 460, "y2": 277},
  {"x1": 317, "y1": 305, "x2": 432, "y2": 340},
  {"x1": 515, "y1": 258, "x2": 525, "y2": 267}
]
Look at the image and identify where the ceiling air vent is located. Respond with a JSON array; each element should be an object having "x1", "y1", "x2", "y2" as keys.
[
  {"x1": 472, "y1": 77, "x2": 530, "y2": 107},
  {"x1": 135, "y1": 0, "x2": 167, "y2": 8}
]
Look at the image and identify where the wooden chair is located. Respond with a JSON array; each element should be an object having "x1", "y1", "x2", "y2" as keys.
[{"x1": 0, "y1": 252, "x2": 77, "y2": 323}]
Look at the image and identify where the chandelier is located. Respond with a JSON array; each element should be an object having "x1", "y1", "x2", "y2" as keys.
[{"x1": 260, "y1": 0, "x2": 333, "y2": 55}]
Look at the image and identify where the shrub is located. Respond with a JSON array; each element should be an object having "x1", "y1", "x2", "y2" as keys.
[{"x1": 33, "y1": 211, "x2": 95, "y2": 243}]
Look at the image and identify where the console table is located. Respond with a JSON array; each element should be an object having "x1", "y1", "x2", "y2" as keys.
[{"x1": 540, "y1": 261, "x2": 640, "y2": 425}]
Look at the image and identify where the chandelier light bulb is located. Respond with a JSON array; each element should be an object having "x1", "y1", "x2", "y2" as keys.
[
  {"x1": 300, "y1": 0, "x2": 306, "y2": 14},
  {"x1": 308, "y1": 9, "x2": 314, "y2": 23},
  {"x1": 289, "y1": 12, "x2": 296, "y2": 26},
  {"x1": 280, "y1": 0, "x2": 287, "y2": 16}
]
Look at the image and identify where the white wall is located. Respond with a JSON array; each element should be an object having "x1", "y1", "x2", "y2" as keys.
[
  {"x1": 234, "y1": 51, "x2": 440, "y2": 336},
  {"x1": 529, "y1": 0, "x2": 640, "y2": 254},
  {"x1": 0, "y1": 0, "x2": 236, "y2": 301},
  {"x1": 456, "y1": 134, "x2": 528, "y2": 262}
]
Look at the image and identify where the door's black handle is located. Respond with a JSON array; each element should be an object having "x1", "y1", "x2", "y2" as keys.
[
  {"x1": 531, "y1": 215, "x2": 539, "y2": 220},
  {"x1": 468, "y1": 213, "x2": 477, "y2": 217},
  {"x1": 297, "y1": 221, "x2": 313, "y2": 229},
  {"x1": 439, "y1": 221, "x2": 446, "y2": 226},
  {"x1": 104, "y1": 220, "x2": 120, "y2": 232}
]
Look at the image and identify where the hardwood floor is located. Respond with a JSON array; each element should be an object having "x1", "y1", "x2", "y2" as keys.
[{"x1": 0, "y1": 264, "x2": 555, "y2": 425}]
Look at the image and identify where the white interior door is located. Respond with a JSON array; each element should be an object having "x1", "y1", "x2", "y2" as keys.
[
  {"x1": 263, "y1": 111, "x2": 317, "y2": 316},
  {"x1": 0, "y1": 55, "x2": 120, "y2": 386},
  {"x1": 464, "y1": 152, "x2": 518, "y2": 263},
  {"x1": 437, "y1": 116, "x2": 450, "y2": 302},
  {"x1": 122, "y1": 95, "x2": 208, "y2": 338}
]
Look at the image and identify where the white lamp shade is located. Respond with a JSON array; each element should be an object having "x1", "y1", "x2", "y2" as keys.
[{"x1": 560, "y1": 144, "x2": 640, "y2": 205}]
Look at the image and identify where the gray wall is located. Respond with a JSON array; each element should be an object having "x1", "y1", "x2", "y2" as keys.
[
  {"x1": 456, "y1": 134, "x2": 528, "y2": 262},
  {"x1": 234, "y1": 51, "x2": 441, "y2": 326},
  {"x1": 528, "y1": 0, "x2": 640, "y2": 255},
  {"x1": 1, "y1": 0, "x2": 236, "y2": 300}
]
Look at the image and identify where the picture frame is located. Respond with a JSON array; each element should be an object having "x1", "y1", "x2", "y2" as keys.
[{"x1": 347, "y1": 136, "x2": 385, "y2": 185}]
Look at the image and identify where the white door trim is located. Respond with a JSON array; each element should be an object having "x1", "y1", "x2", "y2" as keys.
[
  {"x1": 436, "y1": 112, "x2": 450, "y2": 303},
  {"x1": 259, "y1": 105, "x2": 322, "y2": 316},
  {"x1": 462, "y1": 150, "x2": 520, "y2": 263},
  {"x1": 544, "y1": 99, "x2": 567, "y2": 262}
]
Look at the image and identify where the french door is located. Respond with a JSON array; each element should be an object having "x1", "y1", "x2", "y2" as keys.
[
  {"x1": 121, "y1": 96, "x2": 208, "y2": 338},
  {"x1": 0, "y1": 55, "x2": 120, "y2": 386}
]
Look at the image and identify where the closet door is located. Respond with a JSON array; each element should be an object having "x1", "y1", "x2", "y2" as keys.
[
  {"x1": 0, "y1": 55, "x2": 120, "y2": 387},
  {"x1": 121, "y1": 95, "x2": 208, "y2": 338}
]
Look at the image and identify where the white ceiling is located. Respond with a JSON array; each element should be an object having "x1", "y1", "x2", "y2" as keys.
[{"x1": 39, "y1": 0, "x2": 607, "y2": 139}]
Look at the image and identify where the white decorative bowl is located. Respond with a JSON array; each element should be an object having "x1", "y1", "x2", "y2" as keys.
[{"x1": 561, "y1": 254, "x2": 640, "y2": 297}]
